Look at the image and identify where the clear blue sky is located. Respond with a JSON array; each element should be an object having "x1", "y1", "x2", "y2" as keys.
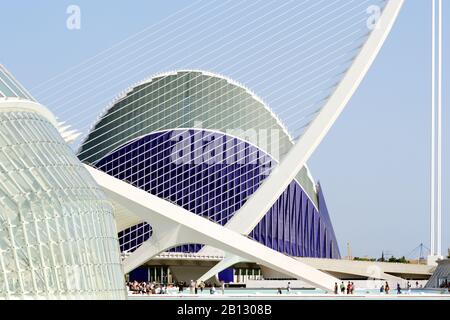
[{"x1": 0, "y1": 0, "x2": 448, "y2": 258}]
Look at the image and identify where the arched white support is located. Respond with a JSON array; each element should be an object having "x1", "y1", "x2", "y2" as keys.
[
  {"x1": 196, "y1": 0, "x2": 404, "y2": 279},
  {"x1": 197, "y1": 254, "x2": 246, "y2": 283},
  {"x1": 123, "y1": 224, "x2": 186, "y2": 274},
  {"x1": 86, "y1": 165, "x2": 339, "y2": 291},
  {"x1": 222, "y1": 0, "x2": 405, "y2": 235}
]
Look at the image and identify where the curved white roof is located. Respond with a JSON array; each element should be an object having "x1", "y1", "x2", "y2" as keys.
[
  {"x1": 82, "y1": 69, "x2": 294, "y2": 148},
  {"x1": 79, "y1": 69, "x2": 318, "y2": 200}
]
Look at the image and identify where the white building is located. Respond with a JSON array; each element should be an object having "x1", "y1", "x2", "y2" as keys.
[{"x1": 0, "y1": 65, "x2": 126, "y2": 299}]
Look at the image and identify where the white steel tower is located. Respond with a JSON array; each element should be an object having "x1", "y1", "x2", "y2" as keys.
[{"x1": 429, "y1": 0, "x2": 443, "y2": 264}]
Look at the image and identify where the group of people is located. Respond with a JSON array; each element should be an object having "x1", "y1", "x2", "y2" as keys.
[
  {"x1": 127, "y1": 281, "x2": 169, "y2": 295},
  {"x1": 276, "y1": 282, "x2": 292, "y2": 294},
  {"x1": 333, "y1": 280, "x2": 431, "y2": 295},
  {"x1": 382, "y1": 281, "x2": 415, "y2": 295},
  {"x1": 127, "y1": 280, "x2": 226, "y2": 295},
  {"x1": 381, "y1": 281, "x2": 391, "y2": 294},
  {"x1": 186, "y1": 280, "x2": 226, "y2": 295},
  {"x1": 334, "y1": 281, "x2": 356, "y2": 294},
  {"x1": 128, "y1": 279, "x2": 449, "y2": 296}
]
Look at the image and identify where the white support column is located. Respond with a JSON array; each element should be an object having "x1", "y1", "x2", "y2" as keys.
[
  {"x1": 436, "y1": 0, "x2": 443, "y2": 257},
  {"x1": 428, "y1": 0, "x2": 444, "y2": 265},
  {"x1": 430, "y1": 0, "x2": 436, "y2": 257}
]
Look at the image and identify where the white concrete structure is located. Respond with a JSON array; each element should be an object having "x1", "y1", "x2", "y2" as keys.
[
  {"x1": 196, "y1": 0, "x2": 405, "y2": 280},
  {"x1": 296, "y1": 258, "x2": 432, "y2": 282},
  {"x1": 429, "y1": 0, "x2": 444, "y2": 262},
  {"x1": 86, "y1": 165, "x2": 340, "y2": 291},
  {"x1": 195, "y1": 254, "x2": 432, "y2": 284},
  {"x1": 0, "y1": 65, "x2": 125, "y2": 300},
  {"x1": 75, "y1": 1, "x2": 405, "y2": 288},
  {"x1": 127, "y1": 251, "x2": 433, "y2": 280}
]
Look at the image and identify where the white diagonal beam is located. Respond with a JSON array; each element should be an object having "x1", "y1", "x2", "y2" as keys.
[
  {"x1": 197, "y1": 254, "x2": 245, "y2": 283},
  {"x1": 197, "y1": 0, "x2": 404, "y2": 278},
  {"x1": 122, "y1": 224, "x2": 189, "y2": 274},
  {"x1": 87, "y1": 165, "x2": 339, "y2": 291},
  {"x1": 219, "y1": 0, "x2": 405, "y2": 236}
]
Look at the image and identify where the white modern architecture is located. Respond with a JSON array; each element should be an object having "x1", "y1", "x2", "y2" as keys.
[
  {"x1": 0, "y1": 0, "x2": 413, "y2": 298},
  {"x1": 77, "y1": 0, "x2": 405, "y2": 289},
  {"x1": 429, "y1": 0, "x2": 444, "y2": 264},
  {"x1": 0, "y1": 65, "x2": 126, "y2": 299}
]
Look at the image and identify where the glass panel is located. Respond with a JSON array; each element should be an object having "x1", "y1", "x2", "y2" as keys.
[{"x1": 0, "y1": 112, "x2": 125, "y2": 299}]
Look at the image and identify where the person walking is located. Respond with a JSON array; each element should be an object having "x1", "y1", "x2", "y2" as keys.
[
  {"x1": 346, "y1": 281, "x2": 351, "y2": 294},
  {"x1": 199, "y1": 281, "x2": 205, "y2": 293},
  {"x1": 396, "y1": 283, "x2": 401, "y2": 294},
  {"x1": 334, "y1": 282, "x2": 338, "y2": 294},
  {"x1": 350, "y1": 282, "x2": 355, "y2": 294},
  {"x1": 190, "y1": 280, "x2": 195, "y2": 294},
  {"x1": 286, "y1": 282, "x2": 291, "y2": 293},
  {"x1": 384, "y1": 281, "x2": 390, "y2": 294},
  {"x1": 340, "y1": 281, "x2": 345, "y2": 294}
]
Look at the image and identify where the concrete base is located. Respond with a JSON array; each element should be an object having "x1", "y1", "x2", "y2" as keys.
[
  {"x1": 425, "y1": 258, "x2": 450, "y2": 288},
  {"x1": 427, "y1": 255, "x2": 444, "y2": 266}
]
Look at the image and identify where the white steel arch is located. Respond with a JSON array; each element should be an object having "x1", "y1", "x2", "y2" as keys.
[
  {"x1": 85, "y1": 1, "x2": 404, "y2": 287},
  {"x1": 221, "y1": 0, "x2": 404, "y2": 235},
  {"x1": 197, "y1": 0, "x2": 405, "y2": 278}
]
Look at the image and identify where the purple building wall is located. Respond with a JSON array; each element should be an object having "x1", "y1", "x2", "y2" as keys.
[{"x1": 96, "y1": 129, "x2": 340, "y2": 259}]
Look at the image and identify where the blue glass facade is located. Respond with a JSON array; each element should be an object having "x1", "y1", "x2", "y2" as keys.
[{"x1": 96, "y1": 129, "x2": 340, "y2": 259}]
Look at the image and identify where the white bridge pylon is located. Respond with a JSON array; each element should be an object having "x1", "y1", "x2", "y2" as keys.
[
  {"x1": 87, "y1": 0, "x2": 404, "y2": 288},
  {"x1": 86, "y1": 165, "x2": 339, "y2": 291},
  {"x1": 196, "y1": 0, "x2": 405, "y2": 279}
]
